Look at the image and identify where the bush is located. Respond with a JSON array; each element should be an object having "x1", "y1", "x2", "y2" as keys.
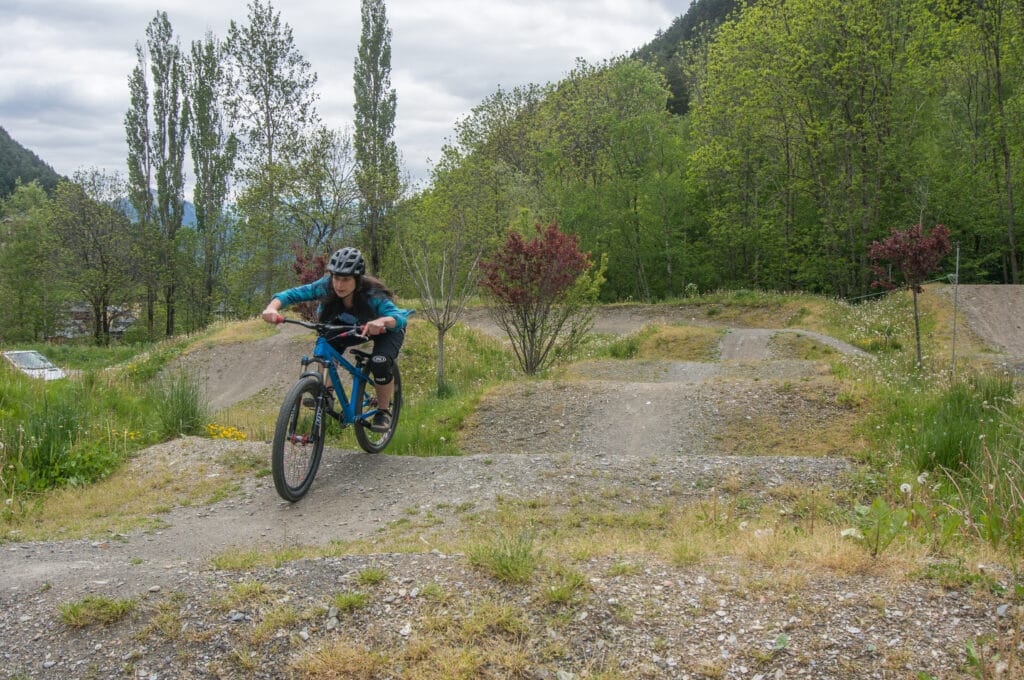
[{"x1": 480, "y1": 221, "x2": 606, "y2": 374}]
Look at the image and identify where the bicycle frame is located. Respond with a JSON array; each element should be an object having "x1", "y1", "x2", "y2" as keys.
[{"x1": 293, "y1": 325, "x2": 380, "y2": 426}]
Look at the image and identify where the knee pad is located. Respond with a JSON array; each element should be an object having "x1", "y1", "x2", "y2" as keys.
[{"x1": 370, "y1": 354, "x2": 394, "y2": 385}]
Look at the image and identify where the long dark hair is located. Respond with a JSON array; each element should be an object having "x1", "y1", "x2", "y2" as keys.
[{"x1": 318, "y1": 273, "x2": 395, "y2": 323}]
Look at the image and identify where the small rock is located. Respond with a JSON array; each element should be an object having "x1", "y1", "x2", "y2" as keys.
[
  {"x1": 148, "y1": 585, "x2": 161, "y2": 593},
  {"x1": 996, "y1": 604, "x2": 1010, "y2": 618}
]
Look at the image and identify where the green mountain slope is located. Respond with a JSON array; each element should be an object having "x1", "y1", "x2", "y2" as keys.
[
  {"x1": 633, "y1": 0, "x2": 751, "y2": 114},
  {"x1": 0, "y1": 126, "x2": 63, "y2": 198}
]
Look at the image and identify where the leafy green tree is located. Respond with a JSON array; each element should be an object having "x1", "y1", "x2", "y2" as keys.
[
  {"x1": 532, "y1": 59, "x2": 684, "y2": 300},
  {"x1": 688, "y1": 0, "x2": 946, "y2": 296},
  {"x1": 281, "y1": 125, "x2": 361, "y2": 258},
  {"x1": 935, "y1": 0, "x2": 1023, "y2": 283},
  {"x1": 50, "y1": 171, "x2": 137, "y2": 345},
  {"x1": 225, "y1": 0, "x2": 319, "y2": 307},
  {"x1": 187, "y1": 31, "x2": 238, "y2": 326},
  {"x1": 125, "y1": 11, "x2": 190, "y2": 337},
  {"x1": 395, "y1": 149, "x2": 500, "y2": 393},
  {"x1": 0, "y1": 182, "x2": 61, "y2": 340},
  {"x1": 480, "y1": 222, "x2": 605, "y2": 375},
  {"x1": 353, "y1": 0, "x2": 399, "y2": 275}
]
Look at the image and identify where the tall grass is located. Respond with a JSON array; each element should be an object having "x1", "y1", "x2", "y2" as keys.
[
  {"x1": 0, "y1": 337, "x2": 203, "y2": 512},
  {"x1": 150, "y1": 371, "x2": 208, "y2": 439},
  {"x1": 916, "y1": 376, "x2": 1015, "y2": 472},
  {"x1": 877, "y1": 375, "x2": 1017, "y2": 474}
]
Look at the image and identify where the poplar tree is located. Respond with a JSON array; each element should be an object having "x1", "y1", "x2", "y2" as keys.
[
  {"x1": 353, "y1": 0, "x2": 399, "y2": 274},
  {"x1": 187, "y1": 32, "x2": 238, "y2": 324},
  {"x1": 125, "y1": 11, "x2": 189, "y2": 337},
  {"x1": 225, "y1": 0, "x2": 319, "y2": 305}
]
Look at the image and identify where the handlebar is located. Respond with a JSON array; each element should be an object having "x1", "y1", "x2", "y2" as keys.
[{"x1": 274, "y1": 315, "x2": 368, "y2": 341}]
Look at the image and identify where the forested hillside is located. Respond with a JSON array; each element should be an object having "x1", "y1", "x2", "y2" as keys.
[
  {"x1": 397, "y1": 0, "x2": 1024, "y2": 302},
  {"x1": 0, "y1": 126, "x2": 62, "y2": 197}
]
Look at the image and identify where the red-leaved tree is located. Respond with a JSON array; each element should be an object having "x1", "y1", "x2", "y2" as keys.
[
  {"x1": 480, "y1": 222, "x2": 606, "y2": 374},
  {"x1": 868, "y1": 223, "x2": 952, "y2": 368},
  {"x1": 290, "y1": 245, "x2": 328, "y2": 321}
]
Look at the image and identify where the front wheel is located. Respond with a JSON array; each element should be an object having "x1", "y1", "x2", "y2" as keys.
[
  {"x1": 354, "y1": 364, "x2": 401, "y2": 453},
  {"x1": 271, "y1": 376, "x2": 327, "y2": 501}
]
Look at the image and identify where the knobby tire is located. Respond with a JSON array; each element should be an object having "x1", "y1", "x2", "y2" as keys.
[
  {"x1": 271, "y1": 376, "x2": 327, "y2": 501},
  {"x1": 354, "y1": 364, "x2": 401, "y2": 454}
]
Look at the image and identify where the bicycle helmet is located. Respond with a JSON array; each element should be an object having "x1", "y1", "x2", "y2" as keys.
[{"x1": 326, "y1": 247, "x2": 366, "y2": 276}]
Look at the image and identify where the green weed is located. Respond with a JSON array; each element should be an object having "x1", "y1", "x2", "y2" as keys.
[
  {"x1": 468, "y1": 529, "x2": 541, "y2": 583},
  {"x1": 59, "y1": 595, "x2": 137, "y2": 627}
]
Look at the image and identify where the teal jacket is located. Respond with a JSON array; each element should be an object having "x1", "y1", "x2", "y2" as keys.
[{"x1": 272, "y1": 276, "x2": 411, "y2": 331}]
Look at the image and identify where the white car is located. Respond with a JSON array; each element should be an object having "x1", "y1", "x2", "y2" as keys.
[{"x1": 2, "y1": 350, "x2": 67, "y2": 380}]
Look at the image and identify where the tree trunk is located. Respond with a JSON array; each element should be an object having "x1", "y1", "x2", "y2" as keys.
[
  {"x1": 912, "y1": 289, "x2": 923, "y2": 370},
  {"x1": 436, "y1": 326, "x2": 446, "y2": 396}
]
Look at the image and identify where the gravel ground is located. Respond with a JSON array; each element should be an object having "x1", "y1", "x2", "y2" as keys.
[{"x1": 1, "y1": 314, "x2": 1021, "y2": 679}]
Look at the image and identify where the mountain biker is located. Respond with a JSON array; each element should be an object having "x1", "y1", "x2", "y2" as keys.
[{"x1": 261, "y1": 247, "x2": 411, "y2": 432}]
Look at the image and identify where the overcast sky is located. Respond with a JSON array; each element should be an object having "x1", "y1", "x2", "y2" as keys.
[{"x1": 0, "y1": 0, "x2": 691, "y2": 189}]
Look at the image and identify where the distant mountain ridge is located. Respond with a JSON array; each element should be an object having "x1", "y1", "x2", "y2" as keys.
[
  {"x1": 0, "y1": 125, "x2": 64, "y2": 198},
  {"x1": 1, "y1": 127, "x2": 196, "y2": 225}
]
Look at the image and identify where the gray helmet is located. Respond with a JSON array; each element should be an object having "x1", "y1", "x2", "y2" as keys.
[{"x1": 326, "y1": 247, "x2": 366, "y2": 276}]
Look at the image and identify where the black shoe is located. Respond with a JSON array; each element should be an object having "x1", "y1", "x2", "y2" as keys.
[{"x1": 370, "y1": 409, "x2": 392, "y2": 433}]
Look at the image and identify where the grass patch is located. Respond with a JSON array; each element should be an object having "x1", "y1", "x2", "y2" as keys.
[
  {"x1": 356, "y1": 565, "x2": 389, "y2": 586},
  {"x1": 59, "y1": 595, "x2": 137, "y2": 627},
  {"x1": 770, "y1": 332, "x2": 838, "y2": 360},
  {"x1": 595, "y1": 324, "x2": 724, "y2": 361},
  {"x1": 637, "y1": 325, "x2": 723, "y2": 361},
  {"x1": 715, "y1": 380, "x2": 868, "y2": 457},
  {"x1": 332, "y1": 591, "x2": 370, "y2": 612},
  {"x1": 467, "y1": 529, "x2": 541, "y2": 583},
  {"x1": 3, "y1": 442, "x2": 264, "y2": 542},
  {"x1": 216, "y1": 580, "x2": 274, "y2": 611}
]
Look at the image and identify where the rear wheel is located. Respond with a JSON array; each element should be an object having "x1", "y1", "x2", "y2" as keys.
[
  {"x1": 271, "y1": 376, "x2": 327, "y2": 501},
  {"x1": 354, "y1": 364, "x2": 401, "y2": 453}
]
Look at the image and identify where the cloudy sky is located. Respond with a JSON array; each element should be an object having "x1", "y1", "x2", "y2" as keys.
[{"x1": 0, "y1": 0, "x2": 691, "y2": 188}]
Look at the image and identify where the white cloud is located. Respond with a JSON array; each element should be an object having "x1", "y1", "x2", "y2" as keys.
[{"x1": 0, "y1": 0, "x2": 690, "y2": 185}]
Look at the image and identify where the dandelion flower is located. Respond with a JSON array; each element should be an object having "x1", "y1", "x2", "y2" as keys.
[{"x1": 900, "y1": 483, "x2": 912, "y2": 495}]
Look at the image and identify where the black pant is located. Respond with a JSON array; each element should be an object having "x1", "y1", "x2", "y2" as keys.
[{"x1": 329, "y1": 327, "x2": 405, "y2": 362}]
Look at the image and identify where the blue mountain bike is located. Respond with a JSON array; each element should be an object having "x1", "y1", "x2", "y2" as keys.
[{"x1": 270, "y1": 317, "x2": 402, "y2": 502}]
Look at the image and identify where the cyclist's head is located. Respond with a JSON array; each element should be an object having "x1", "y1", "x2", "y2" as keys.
[{"x1": 326, "y1": 247, "x2": 366, "y2": 277}]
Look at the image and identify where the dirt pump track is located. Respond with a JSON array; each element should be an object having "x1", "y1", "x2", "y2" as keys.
[{"x1": 1, "y1": 285, "x2": 1022, "y2": 679}]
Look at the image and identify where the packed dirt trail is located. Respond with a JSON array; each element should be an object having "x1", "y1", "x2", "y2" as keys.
[
  {"x1": 1, "y1": 287, "x2": 1021, "y2": 679},
  {"x1": 1, "y1": 319, "x2": 861, "y2": 596},
  {"x1": 4, "y1": 286, "x2": 1021, "y2": 594}
]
